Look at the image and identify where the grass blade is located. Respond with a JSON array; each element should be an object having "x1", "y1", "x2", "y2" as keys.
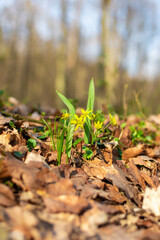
[
  {"x1": 66, "y1": 124, "x2": 75, "y2": 158},
  {"x1": 57, "y1": 128, "x2": 65, "y2": 165},
  {"x1": 56, "y1": 90, "x2": 76, "y2": 159},
  {"x1": 56, "y1": 91, "x2": 75, "y2": 117},
  {"x1": 84, "y1": 78, "x2": 95, "y2": 144},
  {"x1": 87, "y1": 77, "x2": 95, "y2": 112}
]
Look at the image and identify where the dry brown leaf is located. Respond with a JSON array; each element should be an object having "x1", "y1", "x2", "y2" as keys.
[
  {"x1": 25, "y1": 151, "x2": 50, "y2": 169},
  {"x1": 105, "y1": 164, "x2": 142, "y2": 207},
  {"x1": 0, "y1": 152, "x2": 39, "y2": 190},
  {"x1": 117, "y1": 125, "x2": 132, "y2": 148},
  {"x1": 142, "y1": 186, "x2": 160, "y2": 216},
  {"x1": 0, "y1": 183, "x2": 16, "y2": 207},
  {"x1": 46, "y1": 178, "x2": 76, "y2": 196},
  {"x1": 146, "y1": 146, "x2": 160, "y2": 158},
  {"x1": 140, "y1": 171, "x2": 156, "y2": 188},
  {"x1": 131, "y1": 155, "x2": 157, "y2": 175},
  {"x1": 82, "y1": 158, "x2": 109, "y2": 180},
  {"x1": 127, "y1": 160, "x2": 146, "y2": 190},
  {"x1": 0, "y1": 116, "x2": 13, "y2": 126},
  {"x1": 2, "y1": 206, "x2": 54, "y2": 240},
  {"x1": 101, "y1": 204, "x2": 126, "y2": 214},
  {"x1": 2, "y1": 206, "x2": 38, "y2": 238},
  {"x1": 81, "y1": 184, "x2": 126, "y2": 204},
  {"x1": 122, "y1": 144, "x2": 145, "y2": 162},
  {"x1": 89, "y1": 179, "x2": 105, "y2": 189},
  {"x1": 80, "y1": 207, "x2": 108, "y2": 234},
  {"x1": 0, "y1": 131, "x2": 13, "y2": 151},
  {"x1": 43, "y1": 195, "x2": 90, "y2": 214}
]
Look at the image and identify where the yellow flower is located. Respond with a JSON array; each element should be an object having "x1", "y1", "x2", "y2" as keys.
[
  {"x1": 94, "y1": 121, "x2": 103, "y2": 130},
  {"x1": 81, "y1": 109, "x2": 92, "y2": 122},
  {"x1": 109, "y1": 114, "x2": 117, "y2": 126},
  {"x1": 61, "y1": 112, "x2": 70, "y2": 120},
  {"x1": 91, "y1": 113, "x2": 96, "y2": 120},
  {"x1": 71, "y1": 114, "x2": 84, "y2": 131}
]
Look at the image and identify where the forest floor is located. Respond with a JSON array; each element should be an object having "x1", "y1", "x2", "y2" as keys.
[{"x1": 0, "y1": 97, "x2": 160, "y2": 240}]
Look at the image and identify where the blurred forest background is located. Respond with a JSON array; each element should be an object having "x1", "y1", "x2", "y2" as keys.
[{"x1": 0, "y1": 0, "x2": 160, "y2": 115}]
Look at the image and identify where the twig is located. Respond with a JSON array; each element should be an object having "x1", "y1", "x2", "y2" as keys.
[{"x1": 1, "y1": 111, "x2": 44, "y2": 125}]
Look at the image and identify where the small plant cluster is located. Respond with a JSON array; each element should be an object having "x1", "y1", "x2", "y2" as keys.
[
  {"x1": 42, "y1": 78, "x2": 117, "y2": 165},
  {"x1": 129, "y1": 121, "x2": 155, "y2": 145}
]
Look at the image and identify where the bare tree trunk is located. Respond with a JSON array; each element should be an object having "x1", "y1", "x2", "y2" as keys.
[
  {"x1": 55, "y1": 0, "x2": 67, "y2": 104},
  {"x1": 19, "y1": 17, "x2": 35, "y2": 101},
  {"x1": 66, "y1": 1, "x2": 82, "y2": 101},
  {"x1": 6, "y1": 33, "x2": 19, "y2": 97},
  {"x1": 98, "y1": 0, "x2": 120, "y2": 108},
  {"x1": 98, "y1": 0, "x2": 111, "y2": 106}
]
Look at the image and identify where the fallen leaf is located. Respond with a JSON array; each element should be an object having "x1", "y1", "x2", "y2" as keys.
[
  {"x1": 25, "y1": 151, "x2": 50, "y2": 169},
  {"x1": 0, "y1": 183, "x2": 16, "y2": 207},
  {"x1": 127, "y1": 160, "x2": 146, "y2": 190},
  {"x1": 142, "y1": 186, "x2": 160, "y2": 216},
  {"x1": 105, "y1": 164, "x2": 142, "y2": 207},
  {"x1": 122, "y1": 144, "x2": 145, "y2": 162},
  {"x1": 82, "y1": 158, "x2": 109, "y2": 180},
  {"x1": 80, "y1": 207, "x2": 108, "y2": 234},
  {"x1": 0, "y1": 152, "x2": 38, "y2": 190},
  {"x1": 46, "y1": 178, "x2": 76, "y2": 196},
  {"x1": 43, "y1": 195, "x2": 90, "y2": 214}
]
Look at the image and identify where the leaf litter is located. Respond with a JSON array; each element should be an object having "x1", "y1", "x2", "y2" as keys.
[{"x1": 0, "y1": 102, "x2": 160, "y2": 239}]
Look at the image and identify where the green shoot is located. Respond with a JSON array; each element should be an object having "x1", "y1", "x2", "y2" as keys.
[{"x1": 84, "y1": 78, "x2": 95, "y2": 144}]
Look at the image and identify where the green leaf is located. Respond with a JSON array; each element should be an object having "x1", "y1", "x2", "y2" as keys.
[
  {"x1": 139, "y1": 121, "x2": 145, "y2": 127},
  {"x1": 121, "y1": 122, "x2": 126, "y2": 129},
  {"x1": 87, "y1": 78, "x2": 95, "y2": 112},
  {"x1": 13, "y1": 151, "x2": 23, "y2": 159},
  {"x1": 84, "y1": 122, "x2": 91, "y2": 144},
  {"x1": 129, "y1": 126, "x2": 135, "y2": 131},
  {"x1": 92, "y1": 136, "x2": 107, "y2": 143},
  {"x1": 9, "y1": 121, "x2": 16, "y2": 129},
  {"x1": 56, "y1": 91, "x2": 76, "y2": 159},
  {"x1": 0, "y1": 90, "x2": 4, "y2": 97},
  {"x1": 39, "y1": 130, "x2": 50, "y2": 139},
  {"x1": 27, "y1": 138, "x2": 37, "y2": 151},
  {"x1": 73, "y1": 138, "x2": 83, "y2": 147},
  {"x1": 57, "y1": 129, "x2": 65, "y2": 165},
  {"x1": 83, "y1": 149, "x2": 93, "y2": 160},
  {"x1": 56, "y1": 91, "x2": 75, "y2": 117},
  {"x1": 66, "y1": 124, "x2": 75, "y2": 158},
  {"x1": 113, "y1": 137, "x2": 120, "y2": 142},
  {"x1": 84, "y1": 78, "x2": 95, "y2": 144},
  {"x1": 145, "y1": 135, "x2": 152, "y2": 141}
]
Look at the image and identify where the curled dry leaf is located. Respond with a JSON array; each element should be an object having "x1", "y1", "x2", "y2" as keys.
[
  {"x1": 0, "y1": 129, "x2": 20, "y2": 151},
  {"x1": 146, "y1": 146, "x2": 160, "y2": 158},
  {"x1": 140, "y1": 171, "x2": 156, "y2": 188},
  {"x1": 122, "y1": 144, "x2": 145, "y2": 162},
  {"x1": 81, "y1": 184, "x2": 126, "y2": 204},
  {"x1": 131, "y1": 155, "x2": 157, "y2": 175},
  {"x1": 0, "y1": 183, "x2": 16, "y2": 207},
  {"x1": 25, "y1": 151, "x2": 50, "y2": 169},
  {"x1": 0, "y1": 153, "x2": 39, "y2": 190},
  {"x1": 82, "y1": 158, "x2": 109, "y2": 180},
  {"x1": 105, "y1": 164, "x2": 142, "y2": 207},
  {"x1": 127, "y1": 160, "x2": 146, "y2": 191}
]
